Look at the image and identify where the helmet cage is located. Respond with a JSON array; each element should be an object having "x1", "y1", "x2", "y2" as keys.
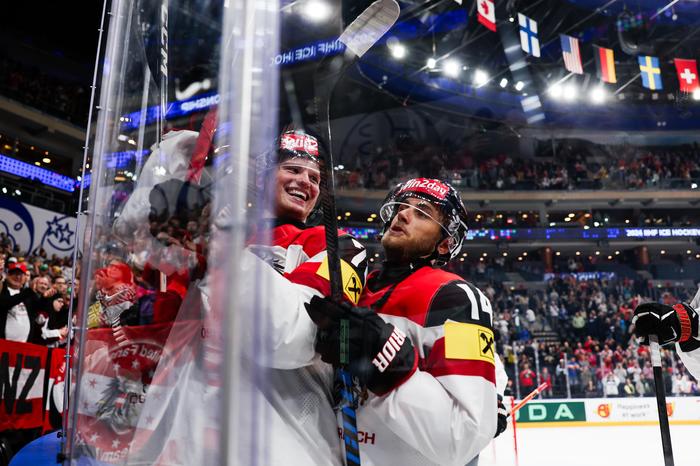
[{"x1": 379, "y1": 178, "x2": 468, "y2": 263}]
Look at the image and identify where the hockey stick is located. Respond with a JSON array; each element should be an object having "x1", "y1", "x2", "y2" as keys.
[
  {"x1": 313, "y1": 1, "x2": 399, "y2": 464},
  {"x1": 506, "y1": 381, "x2": 549, "y2": 418},
  {"x1": 649, "y1": 335, "x2": 675, "y2": 466}
]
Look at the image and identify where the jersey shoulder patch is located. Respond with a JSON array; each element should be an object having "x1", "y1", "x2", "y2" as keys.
[{"x1": 444, "y1": 320, "x2": 495, "y2": 365}]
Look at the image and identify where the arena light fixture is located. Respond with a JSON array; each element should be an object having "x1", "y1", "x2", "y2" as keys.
[
  {"x1": 514, "y1": 81, "x2": 525, "y2": 91},
  {"x1": 42, "y1": 157, "x2": 51, "y2": 163},
  {"x1": 562, "y1": 83, "x2": 577, "y2": 102},
  {"x1": 390, "y1": 43, "x2": 406, "y2": 59},
  {"x1": 548, "y1": 84, "x2": 563, "y2": 99},
  {"x1": 427, "y1": 57, "x2": 437, "y2": 69},
  {"x1": 443, "y1": 59, "x2": 461, "y2": 78},
  {"x1": 590, "y1": 86, "x2": 607, "y2": 104},
  {"x1": 473, "y1": 69, "x2": 489, "y2": 86},
  {"x1": 303, "y1": 0, "x2": 332, "y2": 22},
  {"x1": 693, "y1": 88, "x2": 700, "y2": 101},
  {"x1": 500, "y1": 78, "x2": 508, "y2": 88}
]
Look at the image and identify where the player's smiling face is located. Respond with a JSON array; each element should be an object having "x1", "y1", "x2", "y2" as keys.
[{"x1": 274, "y1": 159, "x2": 321, "y2": 223}]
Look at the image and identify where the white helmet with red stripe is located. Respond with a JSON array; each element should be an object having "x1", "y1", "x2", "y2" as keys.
[{"x1": 380, "y1": 178, "x2": 468, "y2": 264}]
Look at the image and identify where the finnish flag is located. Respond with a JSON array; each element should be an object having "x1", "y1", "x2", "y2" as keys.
[{"x1": 518, "y1": 13, "x2": 540, "y2": 57}]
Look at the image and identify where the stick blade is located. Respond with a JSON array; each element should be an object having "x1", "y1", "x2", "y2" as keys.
[{"x1": 339, "y1": 0, "x2": 400, "y2": 58}]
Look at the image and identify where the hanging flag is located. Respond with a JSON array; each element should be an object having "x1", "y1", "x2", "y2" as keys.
[
  {"x1": 594, "y1": 46, "x2": 617, "y2": 83},
  {"x1": 477, "y1": 0, "x2": 496, "y2": 32},
  {"x1": 638, "y1": 56, "x2": 662, "y2": 90},
  {"x1": 518, "y1": 13, "x2": 540, "y2": 57},
  {"x1": 560, "y1": 35, "x2": 583, "y2": 74},
  {"x1": 674, "y1": 58, "x2": 699, "y2": 93}
]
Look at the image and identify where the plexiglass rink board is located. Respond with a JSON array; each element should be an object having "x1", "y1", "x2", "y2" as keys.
[{"x1": 64, "y1": 0, "x2": 284, "y2": 464}]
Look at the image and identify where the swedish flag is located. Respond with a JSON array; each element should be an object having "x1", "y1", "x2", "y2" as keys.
[{"x1": 638, "y1": 56, "x2": 663, "y2": 90}]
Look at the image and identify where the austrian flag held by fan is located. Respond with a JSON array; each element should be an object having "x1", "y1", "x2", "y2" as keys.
[
  {"x1": 477, "y1": 0, "x2": 496, "y2": 32},
  {"x1": 674, "y1": 58, "x2": 699, "y2": 93}
]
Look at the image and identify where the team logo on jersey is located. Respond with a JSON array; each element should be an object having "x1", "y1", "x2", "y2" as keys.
[{"x1": 444, "y1": 322, "x2": 495, "y2": 365}]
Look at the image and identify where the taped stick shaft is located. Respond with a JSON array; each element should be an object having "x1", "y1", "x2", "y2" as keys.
[
  {"x1": 650, "y1": 335, "x2": 675, "y2": 466},
  {"x1": 507, "y1": 381, "x2": 549, "y2": 418}
]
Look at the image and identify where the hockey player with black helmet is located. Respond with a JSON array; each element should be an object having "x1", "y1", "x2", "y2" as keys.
[{"x1": 306, "y1": 177, "x2": 504, "y2": 466}]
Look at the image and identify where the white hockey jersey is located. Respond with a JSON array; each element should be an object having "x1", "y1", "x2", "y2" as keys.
[{"x1": 676, "y1": 286, "x2": 700, "y2": 380}]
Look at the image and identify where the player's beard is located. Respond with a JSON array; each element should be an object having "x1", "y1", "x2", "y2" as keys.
[{"x1": 382, "y1": 231, "x2": 441, "y2": 264}]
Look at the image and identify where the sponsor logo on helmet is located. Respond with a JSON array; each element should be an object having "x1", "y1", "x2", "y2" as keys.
[
  {"x1": 398, "y1": 178, "x2": 449, "y2": 200},
  {"x1": 279, "y1": 132, "x2": 319, "y2": 157}
]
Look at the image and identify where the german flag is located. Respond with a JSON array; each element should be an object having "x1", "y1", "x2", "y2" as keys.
[{"x1": 594, "y1": 46, "x2": 617, "y2": 83}]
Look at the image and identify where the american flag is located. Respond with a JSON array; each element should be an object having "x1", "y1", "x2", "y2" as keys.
[{"x1": 560, "y1": 34, "x2": 583, "y2": 74}]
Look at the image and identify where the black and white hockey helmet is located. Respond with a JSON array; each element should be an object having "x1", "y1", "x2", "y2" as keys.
[{"x1": 380, "y1": 178, "x2": 468, "y2": 263}]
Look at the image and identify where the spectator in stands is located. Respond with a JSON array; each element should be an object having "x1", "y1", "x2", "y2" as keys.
[
  {"x1": 0, "y1": 262, "x2": 51, "y2": 343},
  {"x1": 540, "y1": 367, "x2": 553, "y2": 398},
  {"x1": 623, "y1": 377, "x2": 636, "y2": 397},
  {"x1": 37, "y1": 295, "x2": 69, "y2": 347},
  {"x1": 53, "y1": 276, "x2": 69, "y2": 298},
  {"x1": 604, "y1": 373, "x2": 620, "y2": 397},
  {"x1": 519, "y1": 363, "x2": 536, "y2": 396}
]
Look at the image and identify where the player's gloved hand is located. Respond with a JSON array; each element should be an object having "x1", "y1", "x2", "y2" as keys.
[
  {"x1": 495, "y1": 395, "x2": 508, "y2": 438},
  {"x1": 632, "y1": 302, "x2": 700, "y2": 352},
  {"x1": 305, "y1": 296, "x2": 417, "y2": 395},
  {"x1": 148, "y1": 179, "x2": 211, "y2": 225}
]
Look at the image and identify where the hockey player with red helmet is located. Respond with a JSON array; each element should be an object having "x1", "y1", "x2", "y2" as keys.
[
  {"x1": 306, "y1": 178, "x2": 504, "y2": 466},
  {"x1": 223, "y1": 128, "x2": 368, "y2": 465}
]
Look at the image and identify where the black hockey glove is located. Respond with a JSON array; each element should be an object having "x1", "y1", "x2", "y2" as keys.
[
  {"x1": 632, "y1": 302, "x2": 700, "y2": 352},
  {"x1": 148, "y1": 178, "x2": 211, "y2": 225},
  {"x1": 495, "y1": 395, "x2": 508, "y2": 438},
  {"x1": 305, "y1": 296, "x2": 417, "y2": 395}
]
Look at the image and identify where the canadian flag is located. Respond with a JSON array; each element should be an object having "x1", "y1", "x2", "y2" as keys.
[
  {"x1": 674, "y1": 58, "x2": 699, "y2": 93},
  {"x1": 477, "y1": 0, "x2": 496, "y2": 32}
]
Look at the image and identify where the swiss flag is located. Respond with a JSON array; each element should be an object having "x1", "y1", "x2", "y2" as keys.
[
  {"x1": 674, "y1": 58, "x2": 699, "y2": 93},
  {"x1": 477, "y1": 0, "x2": 496, "y2": 32}
]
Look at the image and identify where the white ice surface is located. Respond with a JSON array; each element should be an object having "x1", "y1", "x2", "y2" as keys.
[{"x1": 479, "y1": 424, "x2": 696, "y2": 466}]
